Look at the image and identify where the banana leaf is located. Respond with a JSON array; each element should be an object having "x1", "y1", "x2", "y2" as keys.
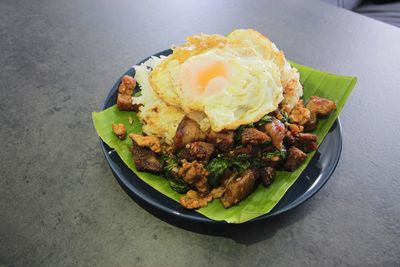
[{"x1": 92, "y1": 62, "x2": 356, "y2": 223}]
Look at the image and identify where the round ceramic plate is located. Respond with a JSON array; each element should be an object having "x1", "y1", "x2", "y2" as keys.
[{"x1": 100, "y1": 49, "x2": 342, "y2": 224}]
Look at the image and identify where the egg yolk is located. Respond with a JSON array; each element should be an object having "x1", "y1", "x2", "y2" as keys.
[{"x1": 181, "y1": 60, "x2": 229, "y2": 97}]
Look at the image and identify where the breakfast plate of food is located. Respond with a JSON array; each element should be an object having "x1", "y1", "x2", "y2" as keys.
[{"x1": 93, "y1": 29, "x2": 356, "y2": 223}]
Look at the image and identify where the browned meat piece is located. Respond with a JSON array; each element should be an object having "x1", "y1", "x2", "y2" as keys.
[
  {"x1": 228, "y1": 144, "x2": 253, "y2": 157},
  {"x1": 178, "y1": 160, "x2": 209, "y2": 194},
  {"x1": 112, "y1": 123, "x2": 127, "y2": 140},
  {"x1": 303, "y1": 112, "x2": 317, "y2": 132},
  {"x1": 263, "y1": 118, "x2": 286, "y2": 149},
  {"x1": 129, "y1": 133, "x2": 161, "y2": 153},
  {"x1": 206, "y1": 130, "x2": 235, "y2": 152},
  {"x1": 284, "y1": 146, "x2": 307, "y2": 171},
  {"x1": 296, "y1": 133, "x2": 318, "y2": 152},
  {"x1": 117, "y1": 94, "x2": 134, "y2": 111},
  {"x1": 179, "y1": 190, "x2": 213, "y2": 209},
  {"x1": 119, "y1": 75, "x2": 136, "y2": 94},
  {"x1": 131, "y1": 144, "x2": 163, "y2": 173},
  {"x1": 258, "y1": 167, "x2": 276, "y2": 187},
  {"x1": 306, "y1": 96, "x2": 337, "y2": 117},
  {"x1": 261, "y1": 150, "x2": 285, "y2": 168},
  {"x1": 117, "y1": 75, "x2": 141, "y2": 111},
  {"x1": 284, "y1": 131, "x2": 296, "y2": 147},
  {"x1": 173, "y1": 117, "x2": 206, "y2": 151},
  {"x1": 241, "y1": 128, "x2": 271, "y2": 145},
  {"x1": 289, "y1": 100, "x2": 311, "y2": 125},
  {"x1": 179, "y1": 141, "x2": 215, "y2": 162},
  {"x1": 220, "y1": 169, "x2": 257, "y2": 208}
]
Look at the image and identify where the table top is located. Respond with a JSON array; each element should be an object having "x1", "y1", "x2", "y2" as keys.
[{"x1": 1, "y1": 0, "x2": 399, "y2": 266}]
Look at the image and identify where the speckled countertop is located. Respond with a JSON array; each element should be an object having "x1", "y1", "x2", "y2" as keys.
[{"x1": 1, "y1": 0, "x2": 399, "y2": 266}]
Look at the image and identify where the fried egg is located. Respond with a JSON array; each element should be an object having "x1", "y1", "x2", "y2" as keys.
[
  {"x1": 149, "y1": 29, "x2": 302, "y2": 132},
  {"x1": 134, "y1": 29, "x2": 303, "y2": 142}
]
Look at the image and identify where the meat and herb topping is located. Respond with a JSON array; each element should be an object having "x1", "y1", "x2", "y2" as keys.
[{"x1": 119, "y1": 94, "x2": 336, "y2": 209}]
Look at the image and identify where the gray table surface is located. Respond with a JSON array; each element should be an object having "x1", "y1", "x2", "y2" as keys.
[{"x1": 1, "y1": 0, "x2": 400, "y2": 266}]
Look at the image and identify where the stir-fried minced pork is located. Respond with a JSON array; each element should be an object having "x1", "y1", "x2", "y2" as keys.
[
  {"x1": 306, "y1": 96, "x2": 337, "y2": 116},
  {"x1": 179, "y1": 190, "x2": 213, "y2": 209},
  {"x1": 112, "y1": 123, "x2": 127, "y2": 140},
  {"x1": 289, "y1": 100, "x2": 311, "y2": 125},
  {"x1": 129, "y1": 133, "x2": 161, "y2": 153},
  {"x1": 178, "y1": 160, "x2": 209, "y2": 194}
]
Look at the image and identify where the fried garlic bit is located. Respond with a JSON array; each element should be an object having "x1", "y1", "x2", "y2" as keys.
[
  {"x1": 112, "y1": 123, "x2": 127, "y2": 140},
  {"x1": 129, "y1": 133, "x2": 161, "y2": 153}
]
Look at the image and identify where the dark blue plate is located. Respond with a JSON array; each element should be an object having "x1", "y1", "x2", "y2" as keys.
[{"x1": 100, "y1": 49, "x2": 342, "y2": 224}]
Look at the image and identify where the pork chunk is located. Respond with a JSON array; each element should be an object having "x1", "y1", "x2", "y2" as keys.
[
  {"x1": 179, "y1": 141, "x2": 215, "y2": 162},
  {"x1": 117, "y1": 75, "x2": 141, "y2": 111},
  {"x1": 258, "y1": 167, "x2": 276, "y2": 187},
  {"x1": 220, "y1": 169, "x2": 257, "y2": 208},
  {"x1": 306, "y1": 96, "x2": 336, "y2": 117},
  {"x1": 284, "y1": 146, "x2": 307, "y2": 171},
  {"x1": 263, "y1": 118, "x2": 286, "y2": 149},
  {"x1": 173, "y1": 117, "x2": 206, "y2": 151},
  {"x1": 131, "y1": 144, "x2": 163, "y2": 173},
  {"x1": 241, "y1": 128, "x2": 271, "y2": 145},
  {"x1": 284, "y1": 131, "x2": 296, "y2": 147},
  {"x1": 228, "y1": 145, "x2": 253, "y2": 157},
  {"x1": 296, "y1": 133, "x2": 318, "y2": 152},
  {"x1": 206, "y1": 130, "x2": 235, "y2": 152},
  {"x1": 303, "y1": 112, "x2": 317, "y2": 132}
]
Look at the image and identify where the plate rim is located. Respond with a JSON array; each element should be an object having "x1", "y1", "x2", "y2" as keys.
[{"x1": 99, "y1": 49, "x2": 343, "y2": 224}]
